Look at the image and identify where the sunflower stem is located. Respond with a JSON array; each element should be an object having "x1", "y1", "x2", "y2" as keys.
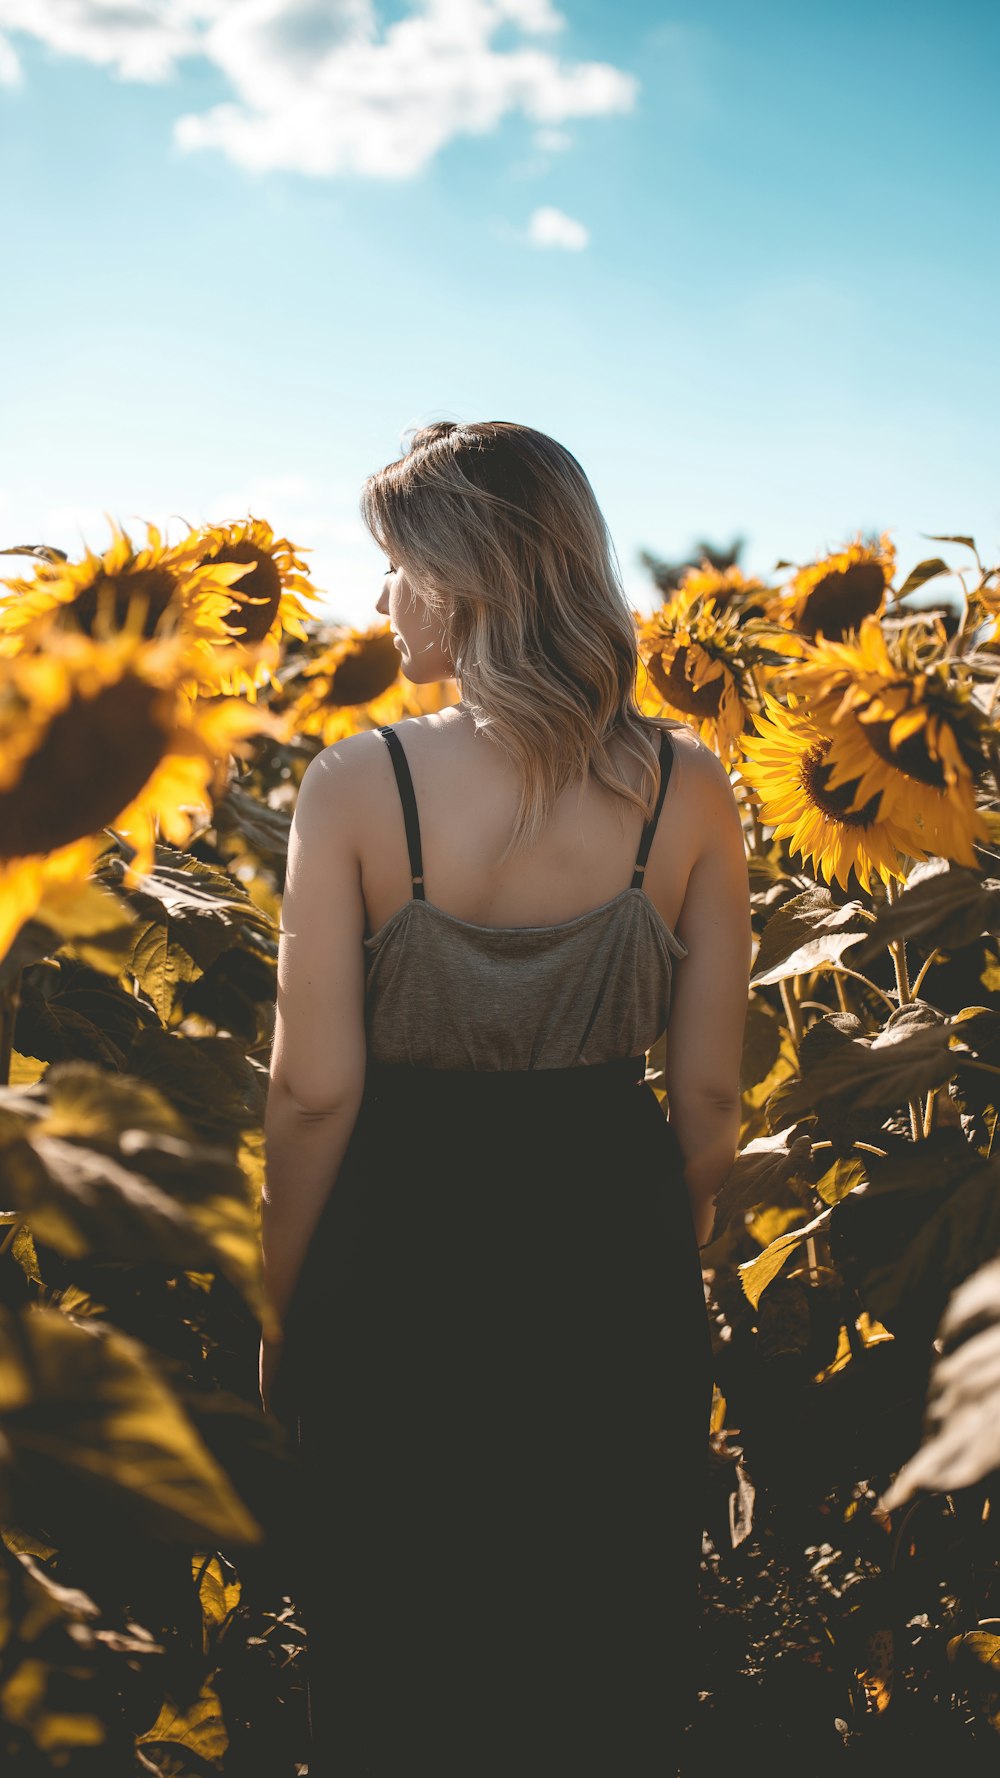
[
  {"x1": 831, "y1": 965, "x2": 897, "y2": 1015},
  {"x1": 884, "y1": 879, "x2": 923, "y2": 1140},
  {"x1": 910, "y1": 949, "x2": 942, "y2": 1000},
  {"x1": 779, "y1": 977, "x2": 802, "y2": 1052}
]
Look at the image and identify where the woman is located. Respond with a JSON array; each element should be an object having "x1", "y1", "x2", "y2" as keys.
[{"x1": 262, "y1": 420, "x2": 751, "y2": 1776}]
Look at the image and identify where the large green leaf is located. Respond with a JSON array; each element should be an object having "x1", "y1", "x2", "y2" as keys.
[
  {"x1": 843, "y1": 860, "x2": 1000, "y2": 965},
  {"x1": 710, "y1": 1128, "x2": 814, "y2": 1241},
  {"x1": 831, "y1": 1129, "x2": 1000, "y2": 1343},
  {"x1": 738, "y1": 1207, "x2": 831, "y2": 1308},
  {"x1": 0, "y1": 1542, "x2": 109, "y2": 1756},
  {"x1": 0, "y1": 543, "x2": 67, "y2": 562},
  {"x1": 777, "y1": 1006, "x2": 956, "y2": 1122},
  {"x1": 212, "y1": 781, "x2": 292, "y2": 869},
  {"x1": 32, "y1": 1058, "x2": 193, "y2": 1145},
  {"x1": 127, "y1": 1031, "x2": 267, "y2": 1142},
  {"x1": 0, "y1": 1056, "x2": 265, "y2": 1318},
  {"x1": 881, "y1": 1256, "x2": 1000, "y2": 1507},
  {"x1": 99, "y1": 844, "x2": 275, "y2": 975},
  {"x1": 751, "y1": 885, "x2": 875, "y2": 987},
  {"x1": 0, "y1": 1126, "x2": 264, "y2": 1320},
  {"x1": 895, "y1": 557, "x2": 954, "y2": 600},
  {"x1": 0, "y1": 1306, "x2": 261, "y2": 1545},
  {"x1": 14, "y1": 955, "x2": 161, "y2": 1070}
]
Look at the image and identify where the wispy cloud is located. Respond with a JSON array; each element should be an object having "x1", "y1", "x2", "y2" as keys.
[
  {"x1": 0, "y1": 0, "x2": 637, "y2": 178},
  {"x1": 527, "y1": 203, "x2": 588, "y2": 249},
  {"x1": 0, "y1": 30, "x2": 19, "y2": 81}
]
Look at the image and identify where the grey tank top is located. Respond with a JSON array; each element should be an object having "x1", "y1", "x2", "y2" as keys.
[{"x1": 363, "y1": 724, "x2": 688, "y2": 1071}]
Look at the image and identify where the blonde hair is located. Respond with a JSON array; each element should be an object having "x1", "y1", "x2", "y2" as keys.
[{"x1": 360, "y1": 419, "x2": 668, "y2": 863}]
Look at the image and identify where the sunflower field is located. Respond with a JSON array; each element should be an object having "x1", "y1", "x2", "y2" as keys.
[{"x1": 0, "y1": 517, "x2": 998, "y2": 1773}]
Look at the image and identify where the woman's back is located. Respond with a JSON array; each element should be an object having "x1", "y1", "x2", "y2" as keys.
[
  {"x1": 356, "y1": 708, "x2": 696, "y2": 1069},
  {"x1": 356, "y1": 704, "x2": 696, "y2": 943}
]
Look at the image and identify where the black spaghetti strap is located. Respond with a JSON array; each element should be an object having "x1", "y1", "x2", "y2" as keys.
[
  {"x1": 378, "y1": 726, "x2": 425, "y2": 900},
  {"x1": 630, "y1": 728, "x2": 674, "y2": 889}
]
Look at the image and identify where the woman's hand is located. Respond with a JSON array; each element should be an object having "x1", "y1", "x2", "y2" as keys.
[{"x1": 259, "y1": 1332, "x2": 286, "y2": 1417}]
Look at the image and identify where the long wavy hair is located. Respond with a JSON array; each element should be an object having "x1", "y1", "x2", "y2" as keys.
[{"x1": 360, "y1": 419, "x2": 668, "y2": 863}]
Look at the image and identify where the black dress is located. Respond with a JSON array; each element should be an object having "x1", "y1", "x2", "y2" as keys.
[{"x1": 273, "y1": 724, "x2": 714, "y2": 1777}]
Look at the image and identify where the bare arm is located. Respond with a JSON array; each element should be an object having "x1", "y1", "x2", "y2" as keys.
[
  {"x1": 263, "y1": 741, "x2": 369, "y2": 1330},
  {"x1": 664, "y1": 742, "x2": 751, "y2": 1247}
]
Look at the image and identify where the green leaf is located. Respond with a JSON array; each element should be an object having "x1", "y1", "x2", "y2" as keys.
[
  {"x1": 0, "y1": 1543, "x2": 110, "y2": 1755},
  {"x1": 881, "y1": 1257, "x2": 1000, "y2": 1508},
  {"x1": 711, "y1": 1129, "x2": 814, "y2": 1241},
  {"x1": 815, "y1": 1155, "x2": 867, "y2": 1206},
  {"x1": 0, "y1": 1305, "x2": 261, "y2": 1545},
  {"x1": 0, "y1": 1115, "x2": 265, "y2": 1320},
  {"x1": 921, "y1": 534, "x2": 978, "y2": 552},
  {"x1": 14, "y1": 956, "x2": 160, "y2": 1070},
  {"x1": 777, "y1": 1009, "x2": 955, "y2": 1122},
  {"x1": 98, "y1": 844, "x2": 275, "y2": 975},
  {"x1": 895, "y1": 558, "x2": 953, "y2": 600},
  {"x1": 0, "y1": 543, "x2": 68, "y2": 563},
  {"x1": 832, "y1": 1131, "x2": 1000, "y2": 1343},
  {"x1": 129, "y1": 920, "x2": 205, "y2": 1024},
  {"x1": 128, "y1": 1030, "x2": 267, "y2": 1141},
  {"x1": 738, "y1": 1207, "x2": 831, "y2": 1308},
  {"x1": 33, "y1": 1058, "x2": 192, "y2": 1145},
  {"x1": 213, "y1": 782, "x2": 292, "y2": 868},
  {"x1": 843, "y1": 860, "x2": 1000, "y2": 964},
  {"x1": 751, "y1": 886, "x2": 875, "y2": 987},
  {"x1": 137, "y1": 1669, "x2": 228, "y2": 1767}
]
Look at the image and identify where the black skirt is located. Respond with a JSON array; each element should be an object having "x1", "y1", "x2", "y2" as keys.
[{"x1": 273, "y1": 1054, "x2": 713, "y2": 1778}]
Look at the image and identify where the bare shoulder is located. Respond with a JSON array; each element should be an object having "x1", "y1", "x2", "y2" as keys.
[
  {"x1": 298, "y1": 712, "x2": 447, "y2": 812},
  {"x1": 649, "y1": 718, "x2": 733, "y2": 790},
  {"x1": 294, "y1": 725, "x2": 392, "y2": 826},
  {"x1": 650, "y1": 721, "x2": 743, "y2": 849}
]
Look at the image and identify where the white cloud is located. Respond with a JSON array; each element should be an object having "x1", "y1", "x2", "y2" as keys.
[
  {"x1": 527, "y1": 203, "x2": 587, "y2": 249},
  {"x1": 0, "y1": 32, "x2": 21, "y2": 81},
  {"x1": 0, "y1": 1, "x2": 200, "y2": 82},
  {"x1": 0, "y1": 0, "x2": 637, "y2": 177}
]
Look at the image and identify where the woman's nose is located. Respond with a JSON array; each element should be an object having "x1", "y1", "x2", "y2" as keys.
[{"x1": 376, "y1": 587, "x2": 389, "y2": 615}]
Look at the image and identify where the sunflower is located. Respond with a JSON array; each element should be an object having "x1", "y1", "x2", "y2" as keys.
[
  {"x1": 777, "y1": 533, "x2": 896, "y2": 643},
  {"x1": 670, "y1": 563, "x2": 773, "y2": 624},
  {"x1": 286, "y1": 622, "x2": 458, "y2": 744},
  {"x1": 194, "y1": 518, "x2": 320, "y2": 701},
  {"x1": 0, "y1": 520, "x2": 252, "y2": 667},
  {"x1": 739, "y1": 689, "x2": 925, "y2": 893},
  {"x1": 770, "y1": 615, "x2": 990, "y2": 868},
  {"x1": 635, "y1": 574, "x2": 755, "y2": 764},
  {"x1": 0, "y1": 623, "x2": 285, "y2": 959}
]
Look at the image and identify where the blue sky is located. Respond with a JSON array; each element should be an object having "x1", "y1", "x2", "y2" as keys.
[{"x1": 0, "y1": 0, "x2": 997, "y2": 630}]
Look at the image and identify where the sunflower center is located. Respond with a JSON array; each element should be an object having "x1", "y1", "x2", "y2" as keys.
[
  {"x1": 203, "y1": 543, "x2": 283, "y2": 643},
  {"x1": 861, "y1": 713, "x2": 949, "y2": 790},
  {"x1": 329, "y1": 632, "x2": 401, "y2": 706},
  {"x1": 799, "y1": 562, "x2": 886, "y2": 641},
  {"x1": 800, "y1": 741, "x2": 883, "y2": 827},
  {"x1": 68, "y1": 567, "x2": 179, "y2": 639},
  {"x1": 648, "y1": 643, "x2": 723, "y2": 718},
  {"x1": 0, "y1": 676, "x2": 168, "y2": 860}
]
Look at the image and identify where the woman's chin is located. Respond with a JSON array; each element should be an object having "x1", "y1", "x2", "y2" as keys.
[{"x1": 398, "y1": 656, "x2": 445, "y2": 687}]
